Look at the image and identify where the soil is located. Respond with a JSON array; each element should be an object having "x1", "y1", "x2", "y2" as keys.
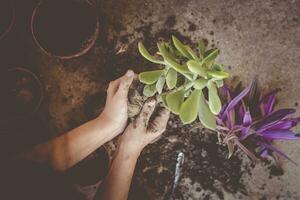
[
  {"x1": 32, "y1": 0, "x2": 98, "y2": 57},
  {"x1": 65, "y1": 147, "x2": 109, "y2": 186},
  {"x1": 0, "y1": 0, "x2": 14, "y2": 39},
  {"x1": 0, "y1": 68, "x2": 43, "y2": 120}
]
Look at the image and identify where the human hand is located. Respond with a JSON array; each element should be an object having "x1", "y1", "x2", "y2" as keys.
[
  {"x1": 98, "y1": 70, "x2": 134, "y2": 138},
  {"x1": 117, "y1": 99, "x2": 170, "y2": 158}
]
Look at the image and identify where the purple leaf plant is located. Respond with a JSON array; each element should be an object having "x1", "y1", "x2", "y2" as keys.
[{"x1": 216, "y1": 79, "x2": 300, "y2": 164}]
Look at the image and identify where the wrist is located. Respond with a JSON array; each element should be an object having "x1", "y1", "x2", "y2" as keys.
[
  {"x1": 94, "y1": 114, "x2": 122, "y2": 141},
  {"x1": 116, "y1": 142, "x2": 141, "y2": 161}
]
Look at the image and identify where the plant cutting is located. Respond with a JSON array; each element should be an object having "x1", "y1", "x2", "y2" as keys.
[
  {"x1": 136, "y1": 36, "x2": 299, "y2": 164},
  {"x1": 0, "y1": 0, "x2": 15, "y2": 41},
  {"x1": 138, "y1": 36, "x2": 229, "y2": 129},
  {"x1": 31, "y1": 0, "x2": 99, "y2": 59},
  {"x1": 216, "y1": 80, "x2": 300, "y2": 163}
]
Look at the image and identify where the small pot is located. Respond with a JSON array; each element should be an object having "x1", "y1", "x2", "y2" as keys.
[
  {"x1": 0, "y1": 0, "x2": 15, "y2": 41},
  {"x1": 0, "y1": 68, "x2": 44, "y2": 120},
  {"x1": 31, "y1": 0, "x2": 99, "y2": 59},
  {"x1": 65, "y1": 146, "x2": 110, "y2": 199}
]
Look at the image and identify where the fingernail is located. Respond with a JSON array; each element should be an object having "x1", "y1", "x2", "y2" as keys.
[{"x1": 126, "y1": 70, "x2": 134, "y2": 77}]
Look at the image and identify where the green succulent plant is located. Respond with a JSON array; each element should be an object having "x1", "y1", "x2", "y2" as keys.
[{"x1": 138, "y1": 36, "x2": 230, "y2": 130}]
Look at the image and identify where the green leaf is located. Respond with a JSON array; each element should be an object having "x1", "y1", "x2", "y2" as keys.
[
  {"x1": 185, "y1": 45, "x2": 199, "y2": 60},
  {"x1": 193, "y1": 79, "x2": 208, "y2": 90},
  {"x1": 201, "y1": 49, "x2": 219, "y2": 67},
  {"x1": 143, "y1": 84, "x2": 157, "y2": 97},
  {"x1": 215, "y1": 79, "x2": 224, "y2": 88},
  {"x1": 198, "y1": 90, "x2": 216, "y2": 130},
  {"x1": 139, "y1": 70, "x2": 164, "y2": 84},
  {"x1": 179, "y1": 89, "x2": 201, "y2": 124},
  {"x1": 197, "y1": 40, "x2": 206, "y2": 57},
  {"x1": 212, "y1": 64, "x2": 223, "y2": 71},
  {"x1": 207, "y1": 81, "x2": 222, "y2": 115},
  {"x1": 187, "y1": 60, "x2": 207, "y2": 78},
  {"x1": 156, "y1": 75, "x2": 165, "y2": 94},
  {"x1": 138, "y1": 42, "x2": 164, "y2": 64},
  {"x1": 157, "y1": 43, "x2": 192, "y2": 78},
  {"x1": 172, "y1": 35, "x2": 192, "y2": 59},
  {"x1": 207, "y1": 70, "x2": 229, "y2": 79},
  {"x1": 166, "y1": 68, "x2": 177, "y2": 89},
  {"x1": 166, "y1": 89, "x2": 185, "y2": 114}
]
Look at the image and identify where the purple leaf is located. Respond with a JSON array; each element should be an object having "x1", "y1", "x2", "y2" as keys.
[
  {"x1": 260, "y1": 142, "x2": 298, "y2": 166},
  {"x1": 264, "y1": 119, "x2": 299, "y2": 131},
  {"x1": 222, "y1": 81, "x2": 253, "y2": 119},
  {"x1": 243, "y1": 111, "x2": 252, "y2": 126},
  {"x1": 262, "y1": 130, "x2": 300, "y2": 140},
  {"x1": 253, "y1": 109, "x2": 296, "y2": 131},
  {"x1": 260, "y1": 148, "x2": 269, "y2": 158},
  {"x1": 260, "y1": 90, "x2": 279, "y2": 115}
]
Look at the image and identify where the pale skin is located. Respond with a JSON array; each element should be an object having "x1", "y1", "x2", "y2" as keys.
[{"x1": 20, "y1": 70, "x2": 170, "y2": 200}]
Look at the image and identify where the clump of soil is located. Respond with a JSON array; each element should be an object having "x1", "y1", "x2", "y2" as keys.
[
  {"x1": 0, "y1": 68, "x2": 43, "y2": 120},
  {"x1": 132, "y1": 116, "x2": 251, "y2": 200},
  {"x1": 65, "y1": 147, "x2": 109, "y2": 186},
  {"x1": 0, "y1": 0, "x2": 14, "y2": 39},
  {"x1": 32, "y1": 0, "x2": 98, "y2": 57}
]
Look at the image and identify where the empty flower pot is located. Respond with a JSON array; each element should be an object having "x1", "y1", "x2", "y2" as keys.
[
  {"x1": 0, "y1": 0, "x2": 15, "y2": 41},
  {"x1": 0, "y1": 68, "x2": 44, "y2": 120},
  {"x1": 31, "y1": 0, "x2": 99, "y2": 59}
]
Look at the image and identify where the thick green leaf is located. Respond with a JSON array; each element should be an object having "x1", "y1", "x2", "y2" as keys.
[
  {"x1": 201, "y1": 49, "x2": 219, "y2": 67},
  {"x1": 185, "y1": 45, "x2": 199, "y2": 60},
  {"x1": 139, "y1": 70, "x2": 164, "y2": 84},
  {"x1": 187, "y1": 60, "x2": 207, "y2": 78},
  {"x1": 212, "y1": 64, "x2": 223, "y2": 71},
  {"x1": 215, "y1": 79, "x2": 224, "y2": 88},
  {"x1": 198, "y1": 90, "x2": 216, "y2": 130},
  {"x1": 193, "y1": 79, "x2": 208, "y2": 90},
  {"x1": 138, "y1": 42, "x2": 164, "y2": 64},
  {"x1": 172, "y1": 36, "x2": 192, "y2": 59},
  {"x1": 166, "y1": 89, "x2": 185, "y2": 114},
  {"x1": 207, "y1": 70, "x2": 229, "y2": 79},
  {"x1": 197, "y1": 40, "x2": 206, "y2": 57},
  {"x1": 207, "y1": 81, "x2": 222, "y2": 114},
  {"x1": 166, "y1": 68, "x2": 177, "y2": 89},
  {"x1": 143, "y1": 84, "x2": 157, "y2": 97},
  {"x1": 157, "y1": 43, "x2": 192, "y2": 77},
  {"x1": 156, "y1": 75, "x2": 165, "y2": 94},
  {"x1": 179, "y1": 89, "x2": 201, "y2": 124}
]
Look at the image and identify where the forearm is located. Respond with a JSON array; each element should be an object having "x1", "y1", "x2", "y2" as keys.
[
  {"x1": 99, "y1": 144, "x2": 140, "y2": 200},
  {"x1": 22, "y1": 114, "x2": 119, "y2": 171}
]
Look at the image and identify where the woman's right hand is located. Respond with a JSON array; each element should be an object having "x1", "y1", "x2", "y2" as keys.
[{"x1": 117, "y1": 99, "x2": 170, "y2": 158}]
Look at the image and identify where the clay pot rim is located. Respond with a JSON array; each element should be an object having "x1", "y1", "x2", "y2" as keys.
[
  {"x1": 6, "y1": 67, "x2": 44, "y2": 119},
  {"x1": 30, "y1": 0, "x2": 99, "y2": 60},
  {"x1": 0, "y1": 0, "x2": 16, "y2": 41}
]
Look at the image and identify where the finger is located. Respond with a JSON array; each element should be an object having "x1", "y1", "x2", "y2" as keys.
[
  {"x1": 136, "y1": 99, "x2": 156, "y2": 128},
  {"x1": 116, "y1": 70, "x2": 134, "y2": 97},
  {"x1": 147, "y1": 108, "x2": 170, "y2": 134},
  {"x1": 106, "y1": 78, "x2": 122, "y2": 101}
]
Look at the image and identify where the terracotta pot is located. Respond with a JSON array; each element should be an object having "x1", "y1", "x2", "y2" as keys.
[
  {"x1": 65, "y1": 146, "x2": 110, "y2": 199},
  {"x1": 0, "y1": 0, "x2": 15, "y2": 41},
  {"x1": 0, "y1": 68, "x2": 44, "y2": 120},
  {"x1": 31, "y1": 0, "x2": 99, "y2": 59}
]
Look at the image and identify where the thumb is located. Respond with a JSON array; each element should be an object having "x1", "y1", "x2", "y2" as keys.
[{"x1": 117, "y1": 70, "x2": 134, "y2": 97}]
